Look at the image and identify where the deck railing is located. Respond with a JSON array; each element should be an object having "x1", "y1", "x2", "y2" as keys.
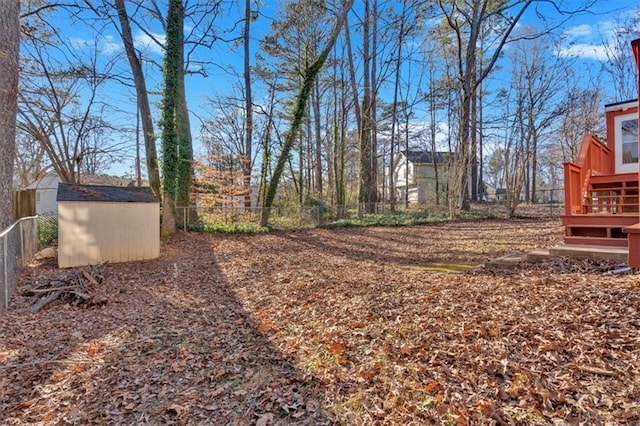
[
  {"x1": 563, "y1": 134, "x2": 612, "y2": 215},
  {"x1": 584, "y1": 173, "x2": 639, "y2": 214}
]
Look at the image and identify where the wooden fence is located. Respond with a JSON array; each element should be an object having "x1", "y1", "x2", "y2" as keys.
[{"x1": 12, "y1": 189, "x2": 36, "y2": 220}]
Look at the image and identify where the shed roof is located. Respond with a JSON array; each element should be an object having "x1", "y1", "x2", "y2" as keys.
[
  {"x1": 57, "y1": 183, "x2": 159, "y2": 203},
  {"x1": 405, "y1": 150, "x2": 452, "y2": 164}
]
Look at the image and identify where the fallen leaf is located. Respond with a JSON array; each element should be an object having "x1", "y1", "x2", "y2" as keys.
[
  {"x1": 329, "y1": 342, "x2": 346, "y2": 355},
  {"x1": 423, "y1": 381, "x2": 440, "y2": 393},
  {"x1": 256, "y1": 412, "x2": 273, "y2": 426},
  {"x1": 210, "y1": 386, "x2": 226, "y2": 398}
]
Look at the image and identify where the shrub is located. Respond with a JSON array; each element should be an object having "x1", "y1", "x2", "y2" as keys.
[{"x1": 188, "y1": 221, "x2": 268, "y2": 234}]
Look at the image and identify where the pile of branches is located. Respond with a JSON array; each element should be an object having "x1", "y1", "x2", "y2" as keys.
[{"x1": 23, "y1": 263, "x2": 108, "y2": 313}]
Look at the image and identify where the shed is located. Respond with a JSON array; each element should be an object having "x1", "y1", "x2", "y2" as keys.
[{"x1": 57, "y1": 183, "x2": 160, "y2": 268}]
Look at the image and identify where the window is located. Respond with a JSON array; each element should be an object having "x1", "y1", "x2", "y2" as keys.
[
  {"x1": 621, "y1": 118, "x2": 638, "y2": 164},
  {"x1": 614, "y1": 112, "x2": 639, "y2": 174}
]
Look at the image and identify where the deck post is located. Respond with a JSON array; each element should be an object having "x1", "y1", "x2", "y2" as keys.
[
  {"x1": 625, "y1": 41, "x2": 640, "y2": 256},
  {"x1": 623, "y1": 224, "x2": 640, "y2": 268},
  {"x1": 630, "y1": 39, "x2": 640, "y2": 268}
]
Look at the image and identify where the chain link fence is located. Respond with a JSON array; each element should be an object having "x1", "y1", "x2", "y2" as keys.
[
  {"x1": 176, "y1": 189, "x2": 565, "y2": 232},
  {"x1": 38, "y1": 213, "x2": 58, "y2": 247},
  {"x1": 1, "y1": 216, "x2": 39, "y2": 310}
]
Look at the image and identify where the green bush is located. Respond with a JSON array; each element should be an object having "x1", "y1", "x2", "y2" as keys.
[{"x1": 188, "y1": 221, "x2": 268, "y2": 234}]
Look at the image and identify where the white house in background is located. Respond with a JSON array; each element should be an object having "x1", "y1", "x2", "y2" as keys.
[
  {"x1": 390, "y1": 151, "x2": 454, "y2": 204},
  {"x1": 25, "y1": 171, "x2": 134, "y2": 215}
]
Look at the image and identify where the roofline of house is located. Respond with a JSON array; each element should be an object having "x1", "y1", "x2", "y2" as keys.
[{"x1": 604, "y1": 99, "x2": 638, "y2": 112}]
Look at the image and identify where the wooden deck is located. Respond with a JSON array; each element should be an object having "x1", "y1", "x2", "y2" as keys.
[
  {"x1": 563, "y1": 214, "x2": 638, "y2": 247},
  {"x1": 563, "y1": 133, "x2": 639, "y2": 248}
]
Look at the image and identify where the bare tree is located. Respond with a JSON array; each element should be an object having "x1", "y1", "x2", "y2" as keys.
[
  {"x1": 497, "y1": 30, "x2": 569, "y2": 215},
  {"x1": 260, "y1": 0, "x2": 355, "y2": 227},
  {"x1": 242, "y1": 0, "x2": 254, "y2": 209},
  {"x1": 112, "y1": 0, "x2": 162, "y2": 196},
  {"x1": 437, "y1": 0, "x2": 534, "y2": 217},
  {"x1": 358, "y1": 0, "x2": 376, "y2": 213},
  {"x1": 436, "y1": 0, "x2": 595, "y2": 217},
  {"x1": 557, "y1": 84, "x2": 604, "y2": 162},
  {"x1": 18, "y1": 22, "x2": 125, "y2": 184},
  {"x1": 600, "y1": 8, "x2": 640, "y2": 101},
  {"x1": 14, "y1": 131, "x2": 46, "y2": 188}
]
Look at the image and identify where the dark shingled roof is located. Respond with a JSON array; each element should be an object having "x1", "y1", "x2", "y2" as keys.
[
  {"x1": 405, "y1": 150, "x2": 452, "y2": 164},
  {"x1": 57, "y1": 183, "x2": 159, "y2": 203}
]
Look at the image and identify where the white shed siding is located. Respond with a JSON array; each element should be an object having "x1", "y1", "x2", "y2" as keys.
[{"x1": 58, "y1": 201, "x2": 159, "y2": 268}]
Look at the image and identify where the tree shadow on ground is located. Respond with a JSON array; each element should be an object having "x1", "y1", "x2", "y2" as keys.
[
  {"x1": 1, "y1": 233, "x2": 332, "y2": 425},
  {"x1": 271, "y1": 218, "x2": 562, "y2": 268}
]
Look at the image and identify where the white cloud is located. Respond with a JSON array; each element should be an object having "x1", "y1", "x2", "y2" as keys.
[
  {"x1": 66, "y1": 35, "x2": 123, "y2": 56},
  {"x1": 562, "y1": 24, "x2": 593, "y2": 39},
  {"x1": 68, "y1": 37, "x2": 91, "y2": 49},
  {"x1": 559, "y1": 43, "x2": 609, "y2": 61},
  {"x1": 100, "y1": 35, "x2": 122, "y2": 55},
  {"x1": 558, "y1": 20, "x2": 620, "y2": 61},
  {"x1": 134, "y1": 31, "x2": 165, "y2": 55}
]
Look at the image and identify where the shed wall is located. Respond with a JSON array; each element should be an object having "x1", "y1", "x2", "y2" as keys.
[{"x1": 58, "y1": 201, "x2": 159, "y2": 268}]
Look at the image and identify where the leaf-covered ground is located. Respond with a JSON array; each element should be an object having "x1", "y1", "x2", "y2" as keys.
[{"x1": 1, "y1": 218, "x2": 639, "y2": 425}]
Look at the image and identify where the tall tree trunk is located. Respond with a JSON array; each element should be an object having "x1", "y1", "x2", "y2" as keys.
[
  {"x1": 298, "y1": 129, "x2": 304, "y2": 204},
  {"x1": 471, "y1": 73, "x2": 478, "y2": 202},
  {"x1": 242, "y1": 0, "x2": 253, "y2": 209},
  {"x1": 528, "y1": 86, "x2": 538, "y2": 204},
  {"x1": 452, "y1": 89, "x2": 472, "y2": 215},
  {"x1": 530, "y1": 128, "x2": 538, "y2": 204},
  {"x1": 370, "y1": 0, "x2": 379, "y2": 208},
  {"x1": 305, "y1": 103, "x2": 312, "y2": 196},
  {"x1": 160, "y1": 0, "x2": 184, "y2": 235},
  {"x1": 174, "y1": 1, "x2": 193, "y2": 215},
  {"x1": 176, "y1": 70, "x2": 194, "y2": 212},
  {"x1": 257, "y1": 83, "x2": 276, "y2": 207},
  {"x1": 0, "y1": 0, "x2": 19, "y2": 229},
  {"x1": 359, "y1": 0, "x2": 375, "y2": 214},
  {"x1": 404, "y1": 103, "x2": 411, "y2": 208},
  {"x1": 333, "y1": 61, "x2": 346, "y2": 216},
  {"x1": 261, "y1": 0, "x2": 354, "y2": 227},
  {"x1": 114, "y1": 0, "x2": 161, "y2": 197},
  {"x1": 343, "y1": 20, "x2": 361, "y2": 141},
  {"x1": 478, "y1": 77, "x2": 484, "y2": 202},
  {"x1": 163, "y1": 0, "x2": 195, "y2": 228},
  {"x1": 389, "y1": 0, "x2": 407, "y2": 211},
  {"x1": 313, "y1": 78, "x2": 323, "y2": 195},
  {"x1": 428, "y1": 63, "x2": 440, "y2": 206}
]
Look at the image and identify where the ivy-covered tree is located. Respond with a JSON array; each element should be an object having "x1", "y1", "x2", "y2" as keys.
[{"x1": 161, "y1": 0, "x2": 194, "y2": 235}]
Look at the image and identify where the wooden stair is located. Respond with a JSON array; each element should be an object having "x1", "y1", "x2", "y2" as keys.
[{"x1": 563, "y1": 173, "x2": 640, "y2": 247}]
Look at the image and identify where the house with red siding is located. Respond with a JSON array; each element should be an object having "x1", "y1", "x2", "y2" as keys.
[{"x1": 562, "y1": 39, "x2": 640, "y2": 267}]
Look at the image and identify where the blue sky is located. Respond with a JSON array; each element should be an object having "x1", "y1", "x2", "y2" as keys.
[{"x1": 37, "y1": 0, "x2": 640, "y2": 178}]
